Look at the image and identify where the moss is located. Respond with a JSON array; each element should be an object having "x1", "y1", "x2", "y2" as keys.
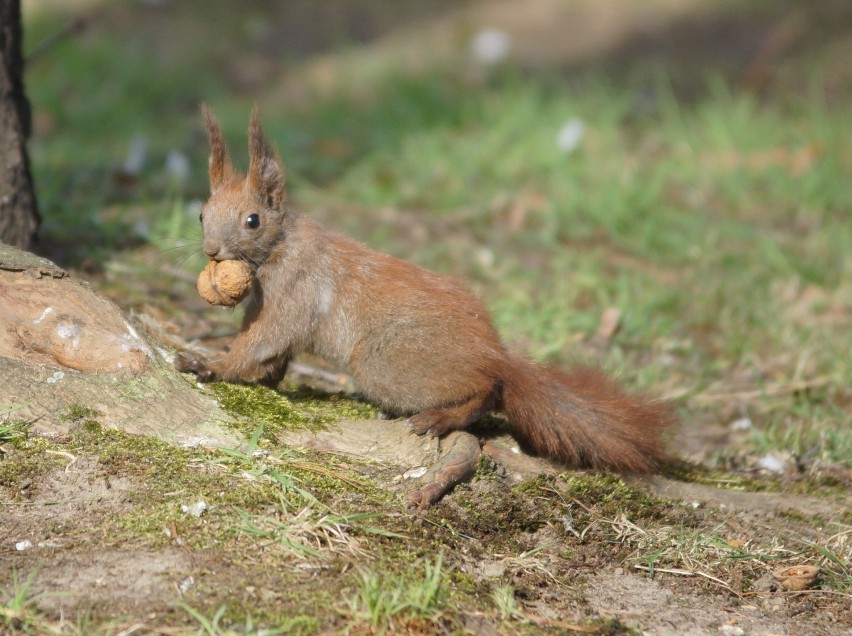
[
  {"x1": 63, "y1": 420, "x2": 402, "y2": 555},
  {"x1": 0, "y1": 437, "x2": 65, "y2": 488},
  {"x1": 512, "y1": 473, "x2": 558, "y2": 497},
  {"x1": 663, "y1": 458, "x2": 852, "y2": 499},
  {"x1": 744, "y1": 473, "x2": 850, "y2": 498},
  {"x1": 62, "y1": 421, "x2": 273, "y2": 544},
  {"x1": 472, "y1": 453, "x2": 502, "y2": 482},
  {"x1": 71, "y1": 420, "x2": 193, "y2": 476},
  {"x1": 442, "y1": 482, "x2": 549, "y2": 550},
  {"x1": 448, "y1": 570, "x2": 478, "y2": 595},
  {"x1": 183, "y1": 571, "x2": 332, "y2": 634},
  {"x1": 558, "y1": 548, "x2": 577, "y2": 561},
  {"x1": 209, "y1": 382, "x2": 378, "y2": 439},
  {"x1": 60, "y1": 404, "x2": 102, "y2": 422},
  {"x1": 569, "y1": 473, "x2": 673, "y2": 520}
]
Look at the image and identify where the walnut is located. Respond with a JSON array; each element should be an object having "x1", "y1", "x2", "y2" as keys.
[
  {"x1": 774, "y1": 565, "x2": 820, "y2": 591},
  {"x1": 197, "y1": 260, "x2": 253, "y2": 307}
]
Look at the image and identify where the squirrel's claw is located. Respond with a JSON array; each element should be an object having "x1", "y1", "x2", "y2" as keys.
[
  {"x1": 175, "y1": 352, "x2": 216, "y2": 382},
  {"x1": 408, "y1": 412, "x2": 454, "y2": 437}
]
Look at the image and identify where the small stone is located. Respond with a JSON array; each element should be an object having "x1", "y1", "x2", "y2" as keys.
[
  {"x1": 730, "y1": 417, "x2": 752, "y2": 431},
  {"x1": 181, "y1": 501, "x2": 208, "y2": 517},
  {"x1": 719, "y1": 625, "x2": 745, "y2": 636},
  {"x1": 15, "y1": 540, "x2": 33, "y2": 551},
  {"x1": 470, "y1": 28, "x2": 510, "y2": 64},
  {"x1": 403, "y1": 466, "x2": 428, "y2": 480},
  {"x1": 757, "y1": 453, "x2": 786, "y2": 473},
  {"x1": 178, "y1": 576, "x2": 195, "y2": 593},
  {"x1": 556, "y1": 118, "x2": 585, "y2": 153}
]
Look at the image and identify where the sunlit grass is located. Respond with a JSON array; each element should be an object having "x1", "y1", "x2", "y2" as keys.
[{"x1": 22, "y1": 3, "x2": 851, "y2": 473}]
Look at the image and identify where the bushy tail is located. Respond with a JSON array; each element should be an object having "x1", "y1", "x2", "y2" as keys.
[{"x1": 499, "y1": 358, "x2": 675, "y2": 473}]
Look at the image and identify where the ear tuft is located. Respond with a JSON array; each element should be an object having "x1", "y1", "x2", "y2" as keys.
[
  {"x1": 246, "y1": 106, "x2": 286, "y2": 209},
  {"x1": 202, "y1": 103, "x2": 233, "y2": 190}
]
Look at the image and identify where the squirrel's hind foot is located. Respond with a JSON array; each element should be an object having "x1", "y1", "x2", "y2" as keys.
[{"x1": 407, "y1": 390, "x2": 497, "y2": 437}]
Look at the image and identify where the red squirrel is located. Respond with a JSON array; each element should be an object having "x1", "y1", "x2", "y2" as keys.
[{"x1": 176, "y1": 106, "x2": 676, "y2": 473}]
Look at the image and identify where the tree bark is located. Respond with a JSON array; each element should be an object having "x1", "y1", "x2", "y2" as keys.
[
  {"x1": 0, "y1": 243, "x2": 238, "y2": 448},
  {"x1": 0, "y1": 0, "x2": 39, "y2": 249}
]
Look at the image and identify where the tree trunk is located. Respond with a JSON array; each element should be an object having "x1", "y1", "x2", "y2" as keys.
[{"x1": 0, "y1": 0, "x2": 39, "y2": 249}]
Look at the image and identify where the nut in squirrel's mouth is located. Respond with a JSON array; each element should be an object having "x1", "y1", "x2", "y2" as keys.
[
  {"x1": 211, "y1": 257, "x2": 259, "y2": 275},
  {"x1": 197, "y1": 259, "x2": 254, "y2": 307}
]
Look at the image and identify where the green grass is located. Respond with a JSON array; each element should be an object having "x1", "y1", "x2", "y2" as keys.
[
  {"x1": 341, "y1": 553, "x2": 448, "y2": 632},
  {"x1": 0, "y1": 570, "x2": 44, "y2": 635},
  {"x1": 23, "y1": 4, "x2": 851, "y2": 469},
  {"x1": 181, "y1": 604, "x2": 304, "y2": 636},
  {"x1": 0, "y1": 417, "x2": 29, "y2": 443}
]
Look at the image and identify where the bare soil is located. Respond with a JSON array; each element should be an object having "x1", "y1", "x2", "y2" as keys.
[{"x1": 3, "y1": 441, "x2": 850, "y2": 634}]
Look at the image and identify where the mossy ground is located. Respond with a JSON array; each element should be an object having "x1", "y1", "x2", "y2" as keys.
[
  {"x1": 2, "y1": 401, "x2": 850, "y2": 633},
  {"x1": 209, "y1": 381, "x2": 378, "y2": 439}
]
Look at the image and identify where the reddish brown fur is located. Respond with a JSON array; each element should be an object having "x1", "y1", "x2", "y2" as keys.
[
  {"x1": 202, "y1": 104, "x2": 233, "y2": 189},
  {"x1": 501, "y1": 361, "x2": 674, "y2": 472},
  {"x1": 176, "y1": 107, "x2": 677, "y2": 473}
]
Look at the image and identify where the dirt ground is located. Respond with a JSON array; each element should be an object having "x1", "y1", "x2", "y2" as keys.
[{"x1": 3, "y1": 441, "x2": 850, "y2": 634}]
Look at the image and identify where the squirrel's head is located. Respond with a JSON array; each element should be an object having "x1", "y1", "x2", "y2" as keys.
[{"x1": 198, "y1": 105, "x2": 288, "y2": 268}]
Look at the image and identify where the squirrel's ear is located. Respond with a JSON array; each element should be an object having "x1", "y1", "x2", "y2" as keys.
[
  {"x1": 246, "y1": 106, "x2": 286, "y2": 210},
  {"x1": 202, "y1": 103, "x2": 233, "y2": 190}
]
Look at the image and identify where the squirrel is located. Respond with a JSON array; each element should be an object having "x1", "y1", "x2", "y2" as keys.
[{"x1": 176, "y1": 106, "x2": 677, "y2": 473}]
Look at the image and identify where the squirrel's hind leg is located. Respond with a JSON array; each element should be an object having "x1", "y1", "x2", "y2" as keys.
[{"x1": 408, "y1": 389, "x2": 497, "y2": 437}]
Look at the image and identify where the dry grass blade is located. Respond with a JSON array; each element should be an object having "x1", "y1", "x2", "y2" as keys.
[
  {"x1": 690, "y1": 376, "x2": 833, "y2": 405},
  {"x1": 44, "y1": 449, "x2": 78, "y2": 472},
  {"x1": 633, "y1": 564, "x2": 736, "y2": 594},
  {"x1": 276, "y1": 457, "x2": 371, "y2": 489}
]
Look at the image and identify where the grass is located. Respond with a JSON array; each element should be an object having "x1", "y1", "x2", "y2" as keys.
[
  {"x1": 0, "y1": 418, "x2": 29, "y2": 444},
  {"x1": 0, "y1": 570, "x2": 45, "y2": 635},
  {"x1": 341, "y1": 553, "x2": 448, "y2": 633},
  {"x1": 181, "y1": 604, "x2": 302, "y2": 636},
  {"x1": 2, "y1": 428, "x2": 849, "y2": 632},
  {"x1": 490, "y1": 585, "x2": 527, "y2": 621},
  {"x1": 209, "y1": 429, "x2": 400, "y2": 558},
  {"x1": 58, "y1": 51, "x2": 846, "y2": 468}
]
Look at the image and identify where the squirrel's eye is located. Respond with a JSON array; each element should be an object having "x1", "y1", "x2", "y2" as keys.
[
  {"x1": 246, "y1": 213, "x2": 260, "y2": 229},
  {"x1": 199, "y1": 213, "x2": 203, "y2": 224}
]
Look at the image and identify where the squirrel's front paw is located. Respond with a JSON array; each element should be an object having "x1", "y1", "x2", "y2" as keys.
[
  {"x1": 408, "y1": 411, "x2": 455, "y2": 437},
  {"x1": 175, "y1": 352, "x2": 216, "y2": 382}
]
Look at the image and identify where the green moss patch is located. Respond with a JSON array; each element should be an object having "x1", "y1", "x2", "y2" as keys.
[
  {"x1": 664, "y1": 459, "x2": 851, "y2": 498},
  {"x1": 62, "y1": 421, "x2": 396, "y2": 551},
  {"x1": 209, "y1": 382, "x2": 378, "y2": 439},
  {"x1": 0, "y1": 437, "x2": 66, "y2": 491}
]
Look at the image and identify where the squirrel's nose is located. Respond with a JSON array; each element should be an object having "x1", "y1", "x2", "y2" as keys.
[{"x1": 203, "y1": 241, "x2": 220, "y2": 259}]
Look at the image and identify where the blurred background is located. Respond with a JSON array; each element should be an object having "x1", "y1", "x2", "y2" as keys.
[{"x1": 20, "y1": 0, "x2": 851, "y2": 471}]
